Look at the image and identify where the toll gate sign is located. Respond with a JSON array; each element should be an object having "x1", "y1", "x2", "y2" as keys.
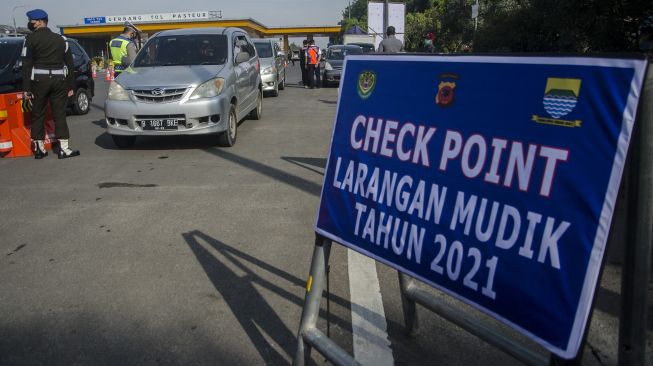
[{"x1": 315, "y1": 55, "x2": 648, "y2": 358}]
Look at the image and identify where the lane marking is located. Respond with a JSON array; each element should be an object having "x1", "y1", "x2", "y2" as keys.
[{"x1": 348, "y1": 249, "x2": 394, "y2": 366}]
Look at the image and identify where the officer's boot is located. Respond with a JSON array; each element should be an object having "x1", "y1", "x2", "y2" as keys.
[
  {"x1": 31, "y1": 140, "x2": 48, "y2": 159},
  {"x1": 55, "y1": 139, "x2": 80, "y2": 159}
]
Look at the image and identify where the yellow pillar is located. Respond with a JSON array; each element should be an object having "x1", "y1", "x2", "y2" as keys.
[{"x1": 283, "y1": 35, "x2": 290, "y2": 53}]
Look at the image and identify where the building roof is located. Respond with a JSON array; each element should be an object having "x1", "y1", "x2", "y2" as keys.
[{"x1": 58, "y1": 18, "x2": 341, "y2": 38}]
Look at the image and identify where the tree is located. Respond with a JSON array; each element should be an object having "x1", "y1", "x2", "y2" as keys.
[
  {"x1": 474, "y1": 0, "x2": 652, "y2": 52},
  {"x1": 339, "y1": 0, "x2": 653, "y2": 53},
  {"x1": 342, "y1": 0, "x2": 368, "y2": 20}
]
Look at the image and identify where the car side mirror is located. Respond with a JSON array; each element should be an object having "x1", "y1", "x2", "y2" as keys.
[
  {"x1": 13, "y1": 60, "x2": 22, "y2": 72},
  {"x1": 235, "y1": 51, "x2": 250, "y2": 64}
]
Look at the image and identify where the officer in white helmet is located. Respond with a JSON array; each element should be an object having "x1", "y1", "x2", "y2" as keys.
[{"x1": 109, "y1": 21, "x2": 141, "y2": 75}]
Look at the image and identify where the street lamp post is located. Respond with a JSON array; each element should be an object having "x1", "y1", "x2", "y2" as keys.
[{"x1": 12, "y1": 5, "x2": 30, "y2": 37}]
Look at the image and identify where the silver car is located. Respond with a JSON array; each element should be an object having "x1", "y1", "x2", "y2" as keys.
[
  {"x1": 105, "y1": 27, "x2": 262, "y2": 148},
  {"x1": 251, "y1": 38, "x2": 286, "y2": 97}
]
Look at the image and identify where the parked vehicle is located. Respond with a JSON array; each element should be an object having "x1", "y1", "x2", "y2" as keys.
[
  {"x1": 321, "y1": 45, "x2": 363, "y2": 87},
  {"x1": 0, "y1": 37, "x2": 95, "y2": 115},
  {"x1": 343, "y1": 34, "x2": 375, "y2": 47},
  {"x1": 104, "y1": 27, "x2": 262, "y2": 148},
  {"x1": 347, "y1": 42, "x2": 375, "y2": 53},
  {"x1": 251, "y1": 38, "x2": 286, "y2": 97}
]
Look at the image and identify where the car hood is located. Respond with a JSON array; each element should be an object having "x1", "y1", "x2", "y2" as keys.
[
  {"x1": 325, "y1": 59, "x2": 344, "y2": 69},
  {"x1": 116, "y1": 65, "x2": 226, "y2": 88}
]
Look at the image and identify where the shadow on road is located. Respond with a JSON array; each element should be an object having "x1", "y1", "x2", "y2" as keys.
[
  {"x1": 203, "y1": 149, "x2": 322, "y2": 197},
  {"x1": 183, "y1": 230, "x2": 296, "y2": 365},
  {"x1": 281, "y1": 156, "x2": 327, "y2": 176},
  {"x1": 182, "y1": 230, "x2": 396, "y2": 364}
]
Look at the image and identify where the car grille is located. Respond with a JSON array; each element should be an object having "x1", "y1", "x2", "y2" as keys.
[{"x1": 132, "y1": 87, "x2": 188, "y2": 103}]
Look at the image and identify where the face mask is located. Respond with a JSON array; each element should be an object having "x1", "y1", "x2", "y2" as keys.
[{"x1": 27, "y1": 22, "x2": 36, "y2": 32}]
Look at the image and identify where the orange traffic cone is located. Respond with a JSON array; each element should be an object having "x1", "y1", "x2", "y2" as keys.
[
  {"x1": 110, "y1": 67, "x2": 115, "y2": 81},
  {"x1": 105, "y1": 67, "x2": 111, "y2": 81},
  {"x1": 91, "y1": 64, "x2": 97, "y2": 78}
]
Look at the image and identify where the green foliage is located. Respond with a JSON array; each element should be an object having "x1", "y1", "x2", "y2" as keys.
[
  {"x1": 405, "y1": 1, "x2": 474, "y2": 52},
  {"x1": 342, "y1": 0, "x2": 368, "y2": 20},
  {"x1": 406, "y1": 0, "x2": 436, "y2": 13},
  {"x1": 405, "y1": 9, "x2": 439, "y2": 51},
  {"x1": 338, "y1": 0, "x2": 369, "y2": 44},
  {"x1": 472, "y1": 0, "x2": 652, "y2": 52},
  {"x1": 339, "y1": 0, "x2": 653, "y2": 53}
]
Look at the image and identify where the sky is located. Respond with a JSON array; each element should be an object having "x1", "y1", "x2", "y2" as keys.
[{"x1": 1, "y1": 0, "x2": 353, "y2": 47}]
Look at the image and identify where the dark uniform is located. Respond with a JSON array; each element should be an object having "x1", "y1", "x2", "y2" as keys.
[
  {"x1": 299, "y1": 41, "x2": 308, "y2": 87},
  {"x1": 22, "y1": 8, "x2": 79, "y2": 159}
]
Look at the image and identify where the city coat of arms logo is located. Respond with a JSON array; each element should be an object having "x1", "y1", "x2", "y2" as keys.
[
  {"x1": 435, "y1": 73, "x2": 459, "y2": 107},
  {"x1": 357, "y1": 71, "x2": 376, "y2": 99},
  {"x1": 532, "y1": 78, "x2": 583, "y2": 127}
]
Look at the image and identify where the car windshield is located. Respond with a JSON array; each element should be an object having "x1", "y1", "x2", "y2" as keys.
[
  {"x1": 134, "y1": 35, "x2": 228, "y2": 67},
  {"x1": 253, "y1": 42, "x2": 272, "y2": 58},
  {"x1": 0, "y1": 43, "x2": 19, "y2": 69},
  {"x1": 357, "y1": 44, "x2": 375, "y2": 53},
  {"x1": 326, "y1": 47, "x2": 362, "y2": 60}
]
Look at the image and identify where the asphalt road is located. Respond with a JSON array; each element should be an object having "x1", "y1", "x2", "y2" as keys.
[{"x1": 0, "y1": 64, "x2": 650, "y2": 365}]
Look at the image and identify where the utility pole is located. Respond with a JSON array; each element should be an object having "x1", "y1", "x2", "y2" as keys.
[{"x1": 383, "y1": 0, "x2": 389, "y2": 38}]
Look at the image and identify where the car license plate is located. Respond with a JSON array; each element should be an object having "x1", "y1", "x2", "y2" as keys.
[{"x1": 141, "y1": 119, "x2": 179, "y2": 130}]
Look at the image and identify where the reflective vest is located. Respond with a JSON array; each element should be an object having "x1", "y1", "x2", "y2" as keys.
[
  {"x1": 307, "y1": 46, "x2": 319, "y2": 65},
  {"x1": 110, "y1": 36, "x2": 132, "y2": 72}
]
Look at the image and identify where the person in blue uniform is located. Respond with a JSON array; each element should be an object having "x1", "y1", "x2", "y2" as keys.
[{"x1": 22, "y1": 8, "x2": 80, "y2": 159}]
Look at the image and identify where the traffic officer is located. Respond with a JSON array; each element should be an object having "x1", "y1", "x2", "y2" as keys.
[
  {"x1": 306, "y1": 39, "x2": 321, "y2": 89},
  {"x1": 22, "y1": 8, "x2": 80, "y2": 159},
  {"x1": 110, "y1": 22, "x2": 140, "y2": 75}
]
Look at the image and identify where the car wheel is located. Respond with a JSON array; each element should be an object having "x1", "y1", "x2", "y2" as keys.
[
  {"x1": 111, "y1": 135, "x2": 136, "y2": 148},
  {"x1": 73, "y1": 88, "x2": 90, "y2": 115},
  {"x1": 218, "y1": 105, "x2": 237, "y2": 147},
  {"x1": 279, "y1": 70, "x2": 286, "y2": 90},
  {"x1": 249, "y1": 89, "x2": 263, "y2": 120}
]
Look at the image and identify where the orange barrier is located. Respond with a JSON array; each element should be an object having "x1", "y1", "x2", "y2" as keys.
[{"x1": 0, "y1": 92, "x2": 55, "y2": 158}]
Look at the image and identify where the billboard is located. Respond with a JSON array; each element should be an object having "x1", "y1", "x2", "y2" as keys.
[
  {"x1": 83, "y1": 11, "x2": 222, "y2": 25},
  {"x1": 368, "y1": 2, "x2": 405, "y2": 49}
]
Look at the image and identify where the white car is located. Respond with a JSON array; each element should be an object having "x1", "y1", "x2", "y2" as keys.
[{"x1": 251, "y1": 38, "x2": 287, "y2": 97}]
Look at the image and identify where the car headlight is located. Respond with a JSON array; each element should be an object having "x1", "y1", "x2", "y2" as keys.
[
  {"x1": 108, "y1": 81, "x2": 130, "y2": 101},
  {"x1": 261, "y1": 66, "x2": 276, "y2": 75},
  {"x1": 325, "y1": 62, "x2": 333, "y2": 71},
  {"x1": 190, "y1": 78, "x2": 225, "y2": 99}
]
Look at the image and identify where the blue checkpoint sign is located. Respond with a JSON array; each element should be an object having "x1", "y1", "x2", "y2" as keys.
[
  {"x1": 84, "y1": 17, "x2": 106, "y2": 25},
  {"x1": 315, "y1": 55, "x2": 648, "y2": 358}
]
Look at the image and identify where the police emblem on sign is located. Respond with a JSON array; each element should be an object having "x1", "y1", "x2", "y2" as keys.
[
  {"x1": 435, "y1": 73, "x2": 459, "y2": 107},
  {"x1": 532, "y1": 78, "x2": 583, "y2": 127},
  {"x1": 357, "y1": 71, "x2": 376, "y2": 99}
]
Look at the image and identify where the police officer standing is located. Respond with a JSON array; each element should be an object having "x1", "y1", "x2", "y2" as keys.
[
  {"x1": 22, "y1": 9, "x2": 80, "y2": 159},
  {"x1": 110, "y1": 22, "x2": 140, "y2": 75}
]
